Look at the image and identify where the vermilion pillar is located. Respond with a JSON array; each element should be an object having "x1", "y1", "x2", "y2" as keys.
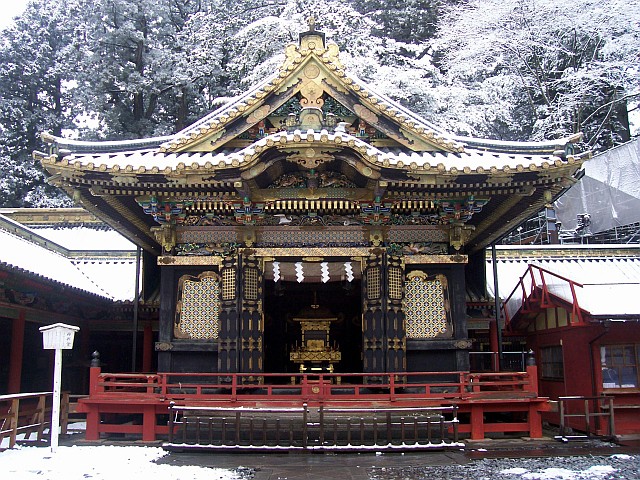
[{"x1": 8, "y1": 310, "x2": 26, "y2": 393}]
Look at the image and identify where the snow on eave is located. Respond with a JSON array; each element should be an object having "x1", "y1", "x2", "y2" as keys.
[
  {"x1": 452, "y1": 132, "x2": 584, "y2": 155},
  {"x1": 40, "y1": 132, "x2": 174, "y2": 154},
  {"x1": 42, "y1": 129, "x2": 585, "y2": 178}
]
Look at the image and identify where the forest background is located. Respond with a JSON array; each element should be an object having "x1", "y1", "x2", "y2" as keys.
[{"x1": 0, "y1": 0, "x2": 638, "y2": 207}]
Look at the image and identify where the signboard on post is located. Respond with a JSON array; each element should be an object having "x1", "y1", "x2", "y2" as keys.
[{"x1": 39, "y1": 323, "x2": 79, "y2": 453}]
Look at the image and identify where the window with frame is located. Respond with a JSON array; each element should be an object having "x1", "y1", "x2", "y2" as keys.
[
  {"x1": 600, "y1": 344, "x2": 639, "y2": 389},
  {"x1": 540, "y1": 345, "x2": 564, "y2": 380}
]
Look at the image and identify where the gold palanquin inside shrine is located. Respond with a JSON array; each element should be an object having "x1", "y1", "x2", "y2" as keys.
[
  {"x1": 36, "y1": 19, "x2": 590, "y2": 379},
  {"x1": 289, "y1": 300, "x2": 341, "y2": 374}
]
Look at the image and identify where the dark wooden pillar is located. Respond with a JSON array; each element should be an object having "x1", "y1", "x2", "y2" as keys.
[
  {"x1": 362, "y1": 254, "x2": 385, "y2": 374},
  {"x1": 384, "y1": 255, "x2": 406, "y2": 373},
  {"x1": 218, "y1": 256, "x2": 240, "y2": 374},
  {"x1": 451, "y1": 264, "x2": 470, "y2": 371},
  {"x1": 157, "y1": 266, "x2": 175, "y2": 372},
  {"x1": 238, "y1": 254, "x2": 263, "y2": 377},
  {"x1": 142, "y1": 323, "x2": 154, "y2": 372},
  {"x1": 8, "y1": 309, "x2": 26, "y2": 393}
]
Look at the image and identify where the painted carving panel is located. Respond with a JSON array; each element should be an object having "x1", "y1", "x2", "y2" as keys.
[
  {"x1": 174, "y1": 272, "x2": 221, "y2": 339},
  {"x1": 403, "y1": 271, "x2": 452, "y2": 339}
]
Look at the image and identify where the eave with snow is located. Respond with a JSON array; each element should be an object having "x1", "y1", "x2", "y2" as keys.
[{"x1": 34, "y1": 26, "x2": 589, "y2": 258}]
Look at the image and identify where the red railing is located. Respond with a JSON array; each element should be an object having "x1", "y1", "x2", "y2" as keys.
[
  {"x1": 79, "y1": 367, "x2": 547, "y2": 442},
  {"x1": 502, "y1": 264, "x2": 585, "y2": 329},
  {"x1": 88, "y1": 370, "x2": 538, "y2": 403}
]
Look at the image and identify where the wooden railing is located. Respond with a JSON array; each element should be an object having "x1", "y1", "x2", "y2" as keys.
[
  {"x1": 557, "y1": 395, "x2": 616, "y2": 440},
  {"x1": 88, "y1": 369, "x2": 538, "y2": 402},
  {"x1": 0, "y1": 392, "x2": 70, "y2": 449},
  {"x1": 79, "y1": 366, "x2": 547, "y2": 442}
]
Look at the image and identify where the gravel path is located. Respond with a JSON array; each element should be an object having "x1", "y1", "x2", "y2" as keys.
[{"x1": 368, "y1": 454, "x2": 639, "y2": 480}]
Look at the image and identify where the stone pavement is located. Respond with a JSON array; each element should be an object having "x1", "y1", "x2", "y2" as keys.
[
  {"x1": 61, "y1": 432, "x2": 640, "y2": 480},
  {"x1": 151, "y1": 436, "x2": 640, "y2": 480},
  {"x1": 156, "y1": 449, "x2": 469, "y2": 480}
]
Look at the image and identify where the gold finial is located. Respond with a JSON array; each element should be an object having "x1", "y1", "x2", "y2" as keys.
[{"x1": 307, "y1": 16, "x2": 316, "y2": 31}]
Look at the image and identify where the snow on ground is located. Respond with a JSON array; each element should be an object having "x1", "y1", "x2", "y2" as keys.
[{"x1": 0, "y1": 445, "x2": 243, "y2": 480}]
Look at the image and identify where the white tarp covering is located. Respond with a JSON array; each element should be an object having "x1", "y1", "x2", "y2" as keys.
[{"x1": 556, "y1": 138, "x2": 640, "y2": 233}]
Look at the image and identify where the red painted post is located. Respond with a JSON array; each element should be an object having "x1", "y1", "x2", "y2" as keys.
[
  {"x1": 526, "y1": 364, "x2": 539, "y2": 396},
  {"x1": 470, "y1": 404, "x2": 485, "y2": 440},
  {"x1": 8, "y1": 310, "x2": 26, "y2": 393},
  {"x1": 89, "y1": 367, "x2": 102, "y2": 394},
  {"x1": 528, "y1": 403, "x2": 543, "y2": 438},
  {"x1": 142, "y1": 404, "x2": 156, "y2": 441},
  {"x1": 84, "y1": 408, "x2": 100, "y2": 440}
]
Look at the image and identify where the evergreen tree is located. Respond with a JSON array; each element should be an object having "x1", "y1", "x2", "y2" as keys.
[{"x1": 0, "y1": 0, "x2": 74, "y2": 206}]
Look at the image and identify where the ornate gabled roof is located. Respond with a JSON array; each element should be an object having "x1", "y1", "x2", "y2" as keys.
[
  {"x1": 35, "y1": 22, "x2": 590, "y2": 256},
  {"x1": 157, "y1": 26, "x2": 462, "y2": 154}
]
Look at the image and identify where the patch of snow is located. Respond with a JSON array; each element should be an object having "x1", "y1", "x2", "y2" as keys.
[
  {"x1": 0, "y1": 445, "x2": 241, "y2": 480},
  {"x1": 501, "y1": 467, "x2": 529, "y2": 474}
]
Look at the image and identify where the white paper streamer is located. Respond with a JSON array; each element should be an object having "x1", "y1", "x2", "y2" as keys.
[
  {"x1": 321, "y1": 262, "x2": 329, "y2": 283},
  {"x1": 344, "y1": 262, "x2": 354, "y2": 282},
  {"x1": 295, "y1": 262, "x2": 304, "y2": 283}
]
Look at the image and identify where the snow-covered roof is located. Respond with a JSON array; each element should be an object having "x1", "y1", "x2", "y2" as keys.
[
  {"x1": 487, "y1": 245, "x2": 640, "y2": 318},
  {"x1": 48, "y1": 130, "x2": 579, "y2": 175},
  {"x1": 31, "y1": 226, "x2": 136, "y2": 251},
  {"x1": 0, "y1": 215, "x2": 137, "y2": 301}
]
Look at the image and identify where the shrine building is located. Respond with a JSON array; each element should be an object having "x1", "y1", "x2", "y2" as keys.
[{"x1": 35, "y1": 25, "x2": 589, "y2": 384}]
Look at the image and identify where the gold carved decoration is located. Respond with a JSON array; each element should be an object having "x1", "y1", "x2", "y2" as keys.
[
  {"x1": 247, "y1": 105, "x2": 271, "y2": 124},
  {"x1": 300, "y1": 81, "x2": 324, "y2": 108},
  {"x1": 353, "y1": 104, "x2": 378, "y2": 124},
  {"x1": 449, "y1": 223, "x2": 475, "y2": 251},
  {"x1": 158, "y1": 256, "x2": 223, "y2": 266},
  {"x1": 155, "y1": 342, "x2": 173, "y2": 351},
  {"x1": 404, "y1": 271, "x2": 452, "y2": 339},
  {"x1": 286, "y1": 147, "x2": 334, "y2": 169},
  {"x1": 304, "y1": 64, "x2": 321, "y2": 79},
  {"x1": 151, "y1": 224, "x2": 176, "y2": 253},
  {"x1": 322, "y1": 43, "x2": 343, "y2": 70}
]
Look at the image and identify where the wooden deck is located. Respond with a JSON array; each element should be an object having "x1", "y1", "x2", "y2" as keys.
[{"x1": 77, "y1": 365, "x2": 551, "y2": 446}]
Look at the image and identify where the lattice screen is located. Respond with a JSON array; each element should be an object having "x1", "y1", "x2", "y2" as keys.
[
  {"x1": 403, "y1": 272, "x2": 451, "y2": 338},
  {"x1": 366, "y1": 266, "x2": 381, "y2": 300},
  {"x1": 222, "y1": 268, "x2": 235, "y2": 300},
  {"x1": 175, "y1": 272, "x2": 221, "y2": 339},
  {"x1": 388, "y1": 266, "x2": 403, "y2": 300},
  {"x1": 243, "y1": 267, "x2": 258, "y2": 300}
]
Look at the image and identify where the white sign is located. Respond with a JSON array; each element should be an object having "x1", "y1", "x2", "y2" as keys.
[{"x1": 39, "y1": 323, "x2": 79, "y2": 350}]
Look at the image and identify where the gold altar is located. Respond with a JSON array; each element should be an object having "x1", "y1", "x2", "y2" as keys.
[{"x1": 289, "y1": 303, "x2": 341, "y2": 375}]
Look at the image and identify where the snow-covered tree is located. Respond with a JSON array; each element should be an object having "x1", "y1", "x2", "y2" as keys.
[
  {"x1": 436, "y1": 0, "x2": 640, "y2": 149},
  {"x1": 0, "y1": 0, "x2": 74, "y2": 207}
]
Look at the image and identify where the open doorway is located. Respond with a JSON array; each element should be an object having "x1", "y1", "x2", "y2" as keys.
[{"x1": 263, "y1": 278, "x2": 362, "y2": 375}]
